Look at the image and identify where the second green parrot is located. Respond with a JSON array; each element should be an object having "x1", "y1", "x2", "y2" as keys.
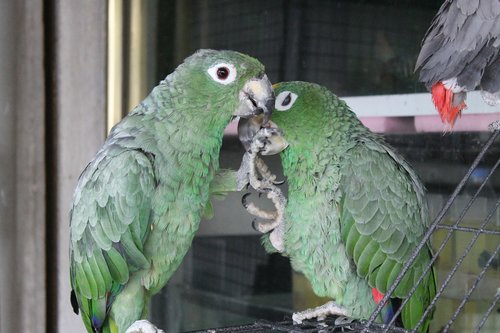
[{"x1": 240, "y1": 81, "x2": 436, "y2": 332}]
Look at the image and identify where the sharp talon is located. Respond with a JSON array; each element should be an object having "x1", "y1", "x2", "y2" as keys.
[
  {"x1": 335, "y1": 316, "x2": 355, "y2": 326},
  {"x1": 273, "y1": 179, "x2": 285, "y2": 185},
  {"x1": 251, "y1": 219, "x2": 259, "y2": 231},
  {"x1": 242, "y1": 192, "x2": 251, "y2": 208}
]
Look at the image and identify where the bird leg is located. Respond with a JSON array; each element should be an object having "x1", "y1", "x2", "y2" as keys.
[
  {"x1": 255, "y1": 155, "x2": 284, "y2": 185},
  {"x1": 268, "y1": 216, "x2": 285, "y2": 252},
  {"x1": 292, "y1": 301, "x2": 350, "y2": 325},
  {"x1": 237, "y1": 126, "x2": 285, "y2": 193},
  {"x1": 236, "y1": 128, "x2": 282, "y2": 191},
  {"x1": 237, "y1": 127, "x2": 287, "y2": 252},
  {"x1": 242, "y1": 192, "x2": 278, "y2": 221},
  {"x1": 125, "y1": 320, "x2": 164, "y2": 333}
]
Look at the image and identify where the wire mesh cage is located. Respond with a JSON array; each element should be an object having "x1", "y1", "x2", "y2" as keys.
[{"x1": 185, "y1": 125, "x2": 500, "y2": 333}]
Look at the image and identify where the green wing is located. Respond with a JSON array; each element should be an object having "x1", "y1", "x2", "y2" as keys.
[
  {"x1": 202, "y1": 168, "x2": 237, "y2": 219},
  {"x1": 69, "y1": 149, "x2": 155, "y2": 331},
  {"x1": 203, "y1": 169, "x2": 238, "y2": 220},
  {"x1": 339, "y1": 140, "x2": 436, "y2": 331}
]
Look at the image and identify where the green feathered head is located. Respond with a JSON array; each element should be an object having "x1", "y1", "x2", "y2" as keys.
[
  {"x1": 239, "y1": 81, "x2": 358, "y2": 150},
  {"x1": 271, "y1": 81, "x2": 365, "y2": 147},
  {"x1": 164, "y1": 49, "x2": 275, "y2": 125},
  {"x1": 271, "y1": 81, "x2": 332, "y2": 144}
]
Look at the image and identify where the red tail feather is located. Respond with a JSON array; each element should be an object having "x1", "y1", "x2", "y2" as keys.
[
  {"x1": 372, "y1": 288, "x2": 385, "y2": 304},
  {"x1": 431, "y1": 82, "x2": 466, "y2": 127}
]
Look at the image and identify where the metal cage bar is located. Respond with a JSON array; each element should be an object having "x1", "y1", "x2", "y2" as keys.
[
  {"x1": 382, "y1": 156, "x2": 500, "y2": 332},
  {"x1": 474, "y1": 289, "x2": 500, "y2": 333},
  {"x1": 414, "y1": 200, "x2": 500, "y2": 332},
  {"x1": 440, "y1": 244, "x2": 500, "y2": 333},
  {"x1": 364, "y1": 128, "x2": 500, "y2": 332},
  {"x1": 436, "y1": 224, "x2": 500, "y2": 236}
]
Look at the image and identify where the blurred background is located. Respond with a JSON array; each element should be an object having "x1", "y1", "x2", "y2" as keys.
[{"x1": 0, "y1": 0, "x2": 498, "y2": 332}]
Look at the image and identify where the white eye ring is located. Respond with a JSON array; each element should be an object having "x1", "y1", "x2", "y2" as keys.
[
  {"x1": 207, "y1": 63, "x2": 237, "y2": 85},
  {"x1": 275, "y1": 91, "x2": 298, "y2": 111}
]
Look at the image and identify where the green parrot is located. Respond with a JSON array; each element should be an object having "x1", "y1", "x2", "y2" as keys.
[
  {"x1": 69, "y1": 49, "x2": 275, "y2": 333},
  {"x1": 239, "y1": 81, "x2": 436, "y2": 332}
]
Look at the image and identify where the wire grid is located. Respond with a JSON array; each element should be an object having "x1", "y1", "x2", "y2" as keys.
[
  {"x1": 191, "y1": 236, "x2": 270, "y2": 296},
  {"x1": 188, "y1": 127, "x2": 499, "y2": 333},
  {"x1": 189, "y1": 316, "x2": 408, "y2": 333},
  {"x1": 363, "y1": 127, "x2": 500, "y2": 333}
]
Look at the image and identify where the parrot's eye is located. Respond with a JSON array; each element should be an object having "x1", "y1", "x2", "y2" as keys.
[
  {"x1": 217, "y1": 67, "x2": 229, "y2": 79},
  {"x1": 275, "y1": 91, "x2": 298, "y2": 111},
  {"x1": 207, "y1": 63, "x2": 237, "y2": 85}
]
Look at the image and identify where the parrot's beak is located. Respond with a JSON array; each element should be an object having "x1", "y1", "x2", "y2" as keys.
[
  {"x1": 238, "y1": 115, "x2": 288, "y2": 155},
  {"x1": 234, "y1": 74, "x2": 274, "y2": 124}
]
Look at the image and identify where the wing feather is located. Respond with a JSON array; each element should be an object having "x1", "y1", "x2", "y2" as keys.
[
  {"x1": 340, "y1": 141, "x2": 436, "y2": 330},
  {"x1": 70, "y1": 149, "x2": 155, "y2": 330},
  {"x1": 340, "y1": 141, "x2": 430, "y2": 297}
]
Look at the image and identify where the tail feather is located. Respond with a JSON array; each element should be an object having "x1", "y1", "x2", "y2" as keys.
[
  {"x1": 372, "y1": 263, "x2": 436, "y2": 333},
  {"x1": 372, "y1": 288, "x2": 403, "y2": 327},
  {"x1": 401, "y1": 265, "x2": 437, "y2": 333},
  {"x1": 72, "y1": 282, "x2": 124, "y2": 333},
  {"x1": 71, "y1": 289, "x2": 80, "y2": 314},
  {"x1": 431, "y1": 81, "x2": 466, "y2": 127}
]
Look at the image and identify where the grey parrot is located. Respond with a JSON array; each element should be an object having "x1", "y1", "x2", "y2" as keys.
[{"x1": 416, "y1": 0, "x2": 500, "y2": 127}]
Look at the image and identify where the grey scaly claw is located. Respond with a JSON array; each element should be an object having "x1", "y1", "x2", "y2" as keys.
[
  {"x1": 334, "y1": 316, "x2": 355, "y2": 326},
  {"x1": 269, "y1": 220, "x2": 285, "y2": 252},
  {"x1": 488, "y1": 120, "x2": 500, "y2": 132},
  {"x1": 254, "y1": 156, "x2": 285, "y2": 185},
  {"x1": 292, "y1": 301, "x2": 349, "y2": 325},
  {"x1": 240, "y1": 126, "x2": 288, "y2": 252},
  {"x1": 244, "y1": 126, "x2": 287, "y2": 192},
  {"x1": 236, "y1": 153, "x2": 252, "y2": 191},
  {"x1": 242, "y1": 193, "x2": 278, "y2": 221},
  {"x1": 125, "y1": 320, "x2": 165, "y2": 333}
]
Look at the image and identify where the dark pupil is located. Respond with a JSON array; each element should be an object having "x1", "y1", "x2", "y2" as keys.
[
  {"x1": 282, "y1": 93, "x2": 292, "y2": 106},
  {"x1": 217, "y1": 67, "x2": 229, "y2": 79}
]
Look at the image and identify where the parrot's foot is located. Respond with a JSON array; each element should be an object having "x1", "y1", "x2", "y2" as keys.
[
  {"x1": 237, "y1": 128, "x2": 286, "y2": 245},
  {"x1": 248, "y1": 127, "x2": 287, "y2": 191},
  {"x1": 242, "y1": 189, "x2": 286, "y2": 253},
  {"x1": 334, "y1": 316, "x2": 355, "y2": 326},
  {"x1": 292, "y1": 301, "x2": 349, "y2": 325},
  {"x1": 243, "y1": 191, "x2": 285, "y2": 252},
  {"x1": 268, "y1": 218, "x2": 285, "y2": 252},
  {"x1": 481, "y1": 90, "x2": 500, "y2": 106},
  {"x1": 242, "y1": 192, "x2": 278, "y2": 222},
  {"x1": 125, "y1": 320, "x2": 165, "y2": 333},
  {"x1": 238, "y1": 126, "x2": 287, "y2": 252},
  {"x1": 255, "y1": 156, "x2": 284, "y2": 185},
  {"x1": 489, "y1": 120, "x2": 500, "y2": 132},
  {"x1": 243, "y1": 191, "x2": 285, "y2": 233},
  {"x1": 236, "y1": 129, "x2": 284, "y2": 191}
]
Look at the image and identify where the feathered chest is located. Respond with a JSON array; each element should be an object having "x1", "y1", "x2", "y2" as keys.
[{"x1": 282, "y1": 146, "x2": 343, "y2": 252}]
